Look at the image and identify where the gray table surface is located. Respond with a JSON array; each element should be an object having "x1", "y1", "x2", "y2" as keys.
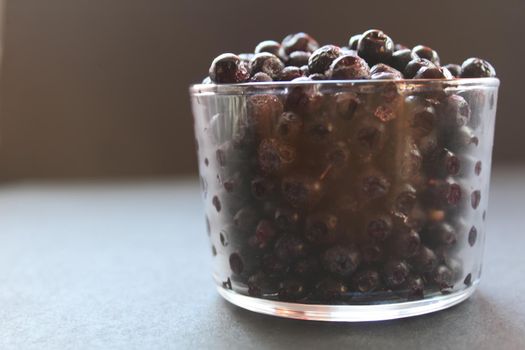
[{"x1": 0, "y1": 168, "x2": 524, "y2": 350}]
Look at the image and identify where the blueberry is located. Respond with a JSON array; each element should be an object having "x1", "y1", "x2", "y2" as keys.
[
  {"x1": 293, "y1": 256, "x2": 321, "y2": 277},
  {"x1": 262, "y1": 253, "x2": 288, "y2": 275},
  {"x1": 209, "y1": 53, "x2": 250, "y2": 84},
  {"x1": 411, "y1": 109, "x2": 435, "y2": 138},
  {"x1": 247, "y1": 272, "x2": 276, "y2": 297},
  {"x1": 412, "y1": 45, "x2": 440, "y2": 65},
  {"x1": 471, "y1": 190, "x2": 481, "y2": 209},
  {"x1": 444, "y1": 64, "x2": 461, "y2": 78},
  {"x1": 393, "y1": 230, "x2": 421, "y2": 258},
  {"x1": 404, "y1": 58, "x2": 434, "y2": 79},
  {"x1": 255, "y1": 40, "x2": 281, "y2": 56},
  {"x1": 281, "y1": 32, "x2": 319, "y2": 55},
  {"x1": 353, "y1": 269, "x2": 380, "y2": 293},
  {"x1": 433, "y1": 265, "x2": 453, "y2": 290},
  {"x1": 356, "y1": 125, "x2": 385, "y2": 153},
  {"x1": 361, "y1": 173, "x2": 391, "y2": 200},
  {"x1": 370, "y1": 63, "x2": 403, "y2": 80},
  {"x1": 391, "y1": 49, "x2": 417, "y2": 73},
  {"x1": 468, "y1": 226, "x2": 477, "y2": 246},
  {"x1": 325, "y1": 141, "x2": 350, "y2": 168},
  {"x1": 281, "y1": 176, "x2": 323, "y2": 209},
  {"x1": 250, "y1": 72, "x2": 273, "y2": 82},
  {"x1": 249, "y1": 53, "x2": 285, "y2": 80},
  {"x1": 424, "y1": 223, "x2": 457, "y2": 246},
  {"x1": 357, "y1": 29, "x2": 394, "y2": 66},
  {"x1": 233, "y1": 207, "x2": 258, "y2": 232},
  {"x1": 249, "y1": 220, "x2": 276, "y2": 249},
  {"x1": 285, "y1": 77, "x2": 321, "y2": 115},
  {"x1": 329, "y1": 55, "x2": 371, "y2": 79},
  {"x1": 460, "y1": 57, "x2": 496, "y2": 78},
  {"x1": 309, "y1": 73, "x2": 327, "y2": 80},
  {"x1": 314, "y1": 278, "x2": 348, "y2": 301},
  {"x1": 229, "y1": 252, "x2": 244, "y2": 274},
  {"x1": 300, "y1": 65, "x2": 310, "y2": 75},
  {"x1": 333, "y1": 92, "x2": 360, "y2": 120},
  {"x1": 287, "y1": 51, "x2": 311, "y2": 67},
  {"x1": 274, "y1": 234, "x2": 308, "y2": 262},
  {"x1": 305, "y1": 115, "x2": 334, "y2": 143},
  {"x1": 414, "y1": 65, "x2": 453, "y2": 79},
  {"x1": 429, "y1": 148, "x2": 461, "y2": 176},
  {"x1": 322, "y1": 245, "x2": 361, "y2": 277},
  {"x1": 411, "y1": 246, "x2": 438, "y2": 273},
  {"x1": 276, "y1": 111, "x2": 303, "y2": 142},
  {"x1": 348, "y1": 34, "x2": 361, "y2": 50},
  {"x1": 405, "y1": 274, "x2": 425, "y2": 299},
  {"x1": 279, "y1": 66, "x2": 304, "y2": 81},
  {"x1": 212, "y1": 195, "x2": 221, "y2": 212},
  {"x1": 278, "y1": 279, "x2": 307, "y2": 301},
  {"x1": 274, "y1": 207, "x2": 301, "y2": 231},
  {"x1": 247, "y1": 94, "x2": 283, "y2": 138},
  {"x1": 367, "y1": 216, "x2": 392, "y2": 241},
  {"x1": 251, "y1": 176, "x2": 275, "y2": 200},
  {"x1": 305, "y1": 213, "x2": 339, "y2": 244},
  {"x1": 394, "y1": 185, "x2": 417, "y2": 216},
  {"x1": 438, "y1": 94, "x2": 471, "y2": 127},
  {"x1": 361, "y1": 243, "x2": 385, "y2": 263},
  {"x1": 258, "y1": 138, "x2": 295, "y2": 174},
  {"x1": 427, "y1": 179, "x2": 462, "y2": 206},
  {"x1": 308, "y1": 45, "x2": 342, "y2": 74},
  {"x1": 383, "y1": 260, "x2": 410, "y2": 288}
]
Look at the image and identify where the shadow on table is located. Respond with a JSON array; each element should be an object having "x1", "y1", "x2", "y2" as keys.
[{"x1": 218, "y1": 291, "x2": 524, "y2": 349}]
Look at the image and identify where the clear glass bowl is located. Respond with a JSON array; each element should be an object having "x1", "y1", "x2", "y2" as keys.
[{"x1": 189, "y1": 78, "x2": 499, "y2": 321}]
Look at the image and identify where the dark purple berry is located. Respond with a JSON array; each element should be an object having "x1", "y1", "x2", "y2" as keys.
[
  {"x1": 247, "y1": 94, "x2": 283, "y2": 138},
  {"x1": 367, "y1": 216, "x2": 392, "y2": 241},
  {"x1": 433, "y1": 265, "x2": 453, "y2": 290},
  {"x1": 287, "y1": 51, "x2": 311, "y2": 67},
  {"x1": 315, "y1": 278, "x2": 348, "y2": 301},
  {"x1": 412, "y1": 45, "x2": 440, "y2": 65},
  {"x1": 394, "y1": 230, "x2": 421, "y2": 258},
  {"x1": 293, "y1": 256, "x2": 321, "y2": 277},
  {"x1": 250, "y1": 72, "x2": 273, "y2": 82},
  {"x1": 274, "y1": 207, "x2": 301, "y2": 231},
  {"x1": 279, "y1": 66, "x2": 303, "y2": 81},
  {"x1": 356, "y1": 125, "x2": 385, "y2": 152},
  {"x1": 258, "y1": 138, "x2": 295, "y2": 174},
  {"x1": 439, "y1": 94, "x2": 471, "y2": 127},
  {"x1": 276, "y1": 111, "x2": 303, "y2": 142},
  {"x1": 281, "y1": 32, "x2": 319, "y2": 55},
  {"x1": 361, "y1": 243, "x2": 385, "y2": 263},
  {"x1": 424, "y1": 223, "x2": 457, "y2": 246},
  {"x1": 233, "y1": 207, "x2": 258, "y2": 232},
  {"x1": 249, "y1": 53, "x2": 285, "y2": 80},
  {"x1": 255, "y1": 40, "x2": 281, "y2": 56},
  {"x1": 333, "y1": 92, "x2": 360, "y2": 120},
  {"x1": 411, "y1": 109, "x2": 435, "y2": 137},
  {"x1": 460, "y1": 57, "x2": 496, "y2": 78},
  {"x1": 427, "y1": 179, "x2": 462, "y2": 206},
  {"x1": 285, "y1": 77, "x2": 320, "y2": 115},
  {"x1": 247, "y1": 272, "x2": 276, "y2": 297},
  {"x1": 262, "y1": 253, "x2": 287, "y2": 275},
  {"x1": 274, "y1": 234, "x2": 308, "y2": 262},
  {"x1": 249, "y1": 220, "x2": 276, "y2": 249},
  {"x1": 281, "y1": 176, "x2": 323, "y2": 209},
  {"x1": 357, "y1": 29, "x2": 394, "y2": 66},
  {"x1": 209, "y1": 53, "x2": 250, "y2": 84},
  {"x1": 391, "y1": 49, "x2": 417, "y2": 73},
  {"x1": 308, "y1": 45, "x2": 342, "y2": 74},
  {"x1": 429, "y1": 148, "x2": 461, "y2": 175},
  {"x1": 353, "y1": 269, "x2": 380, "y2": 293},
  {"x1": 251, "y1": 176, "x2": 274, "y2": 200},
  {"x1": 394, "y1": 185, "x2": 417, "y2": 216},
  {"x1": 306, "y1": 116, "x2": 334, "y2": 143},
  {"x1": 411, "y1": 246, "x2": 438, "y2": 273},
  {"x1": 405, "y1": 275, "x2": 425, "y2": 299},
  {"x1": 361, "y1": 174, "x2": 391, "y2": 199},
  {"x1": 471, "y1": 190, "x2": 481, "y2": 209},
  {"x1": 329, "y1": 55, "x2": 371, "y2": 80},
  {"x1": 348, "y1": 34, "x2": 361, "y2": 50},
  {"x1": 322, "y1": 245, "x2": 361, "y2": 277},
  {"x1": 468, "y1": 226, "x2": 477, "y2": 246},
  {"x1": 305, "y1": 213, "x2": 338, "y2": 244},
  {"x1": 404, "y1": 58, "x2": 433, "y2": 79},
  {"x1": 278, "y1": 279, "x2": 307, "y2": 301},
  {"x1": 444, "y1": 64, "x2": 461, "y2": 78},
  {"x1": 229, "y1": 252, "x2": 244, "y2": 274},
  {"x1": 370, "y1": 63, "x2": 403, "y2": 80},
  {"x1": 383, "y1": 260, "x2": 410, "y2": 288},
  {"x1": 212, "y1": 195, "x2": 221, "y2": 212},
  {"x1": 414, "y1": 65, "x2": 453, "y2": 79}
]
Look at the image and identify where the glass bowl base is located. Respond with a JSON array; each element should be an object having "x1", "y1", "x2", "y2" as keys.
[{"x1": 217, "y1": 282, "x2": 478, "y2": 322}]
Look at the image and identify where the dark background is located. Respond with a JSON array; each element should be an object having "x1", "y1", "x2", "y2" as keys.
[{"x1": 0, "y1": 0, "x2": 523, "y2": 180}]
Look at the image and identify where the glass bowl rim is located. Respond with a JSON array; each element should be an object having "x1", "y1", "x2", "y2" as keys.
[{"x1": 189, "y1": 77, "x2": 499, "y2": 95}]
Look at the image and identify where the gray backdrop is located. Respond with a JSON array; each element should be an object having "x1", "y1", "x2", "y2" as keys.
[{"x1": 0, "y1": 0, "x2": 523, "y2": 180}]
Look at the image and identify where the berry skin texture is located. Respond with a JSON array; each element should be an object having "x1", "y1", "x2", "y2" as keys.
[
  {"x1": 281, "y1": 32, "x2": 319, "y2": 55},
  {"x1": 249, "y1": 53, "x2": 285, "y2": 80},
  {"x1": 209, "y1": 53, "x2": 250, "y2": 83},
  {"x1": 255, "y1": 40, "x2": 281, "y2": 56},
  {"x1": 412, "y1": 45, "x2": 440, "y2": 65},
  {"x1": 308, "y1": 45, "x2": 342, "y2": 74},
  {"x1": 321, "y1": 245, "x2": 361, "y2": 277},
  {"x1": 460, "y1": 58, "x2": 496, "y2": 78},
  {"x1": 329, "y1": 55, "x2": 371, "y2": 80}
]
